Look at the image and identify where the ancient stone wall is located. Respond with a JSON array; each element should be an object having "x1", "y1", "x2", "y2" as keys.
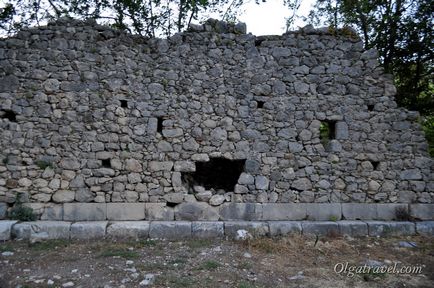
[{"x1": 0, "y1": 19, "x2": 432, "y2": 220}]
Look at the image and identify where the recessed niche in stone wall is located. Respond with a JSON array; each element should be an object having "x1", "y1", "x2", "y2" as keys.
[
  {"x1": 157, "y1": 117, "x2": 164, "y2": 134},
  {"x1": 368, "y1": 104, "x2": 375, "y2": 111},
  {"x1": 255, "y1": 38, "x2": 264, "y2": 46},
  {"x1": 1, "y1": 110, "x2": 17, "y2": 122},
  {"x1": 371, "y1": 161, "x2": 380, "y2": 170},
  {"x1": 101, "y1": 159, "x2": 111, "y2": 168},
  {"x1": 182, "y1": 158, "x2": 246, "y2": 192},
  {"x1": 256, "y1": 101, "x2": 265, "y2": 108},
  {"x1": 320, "y1": 120, "x2": 336, "y2": 146},
  {"x1": 120, "y1": 100, "x2": 128, "y2": 108}
]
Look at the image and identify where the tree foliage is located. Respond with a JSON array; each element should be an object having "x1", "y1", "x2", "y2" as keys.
[
  {"x1": 307, "y1": 0, "x2": 433, "y2": 114},
  {"x1": 308, "y1": 0, "x2": 433, "y2": 155},
  {"x1": 0, "y1": 0, "x2": 248, "y2": 37}
]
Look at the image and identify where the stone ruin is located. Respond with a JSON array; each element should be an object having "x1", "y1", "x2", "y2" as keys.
[{"x1": 0, "y1": 18, "x2": 432, "y2": 222}]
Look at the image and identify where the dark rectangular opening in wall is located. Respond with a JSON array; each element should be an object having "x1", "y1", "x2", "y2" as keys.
[
  {"x1": 320, "y1": 120, "x2": 336, "y2": 145},
  {"x1": 120, "y1": 100, "x2": 128, "y2": 108},
  {"x1": 371, "y1": 161, "x2": 380, "y2": 170},
  {"x1": 255, "y1": 38, "x2": 264, "y2": 47},
  {"x1": 182, "y1": 158, "x2": 246, "y2": 192},
  {"x1": 256, "y1": 101, "x2": 265, "y2": 108},
  {"x1": 1, "y1": 110, "x2": 17, "y2": 122},
  {"x1": 157, "y1": 117, "x2": 164, "y2": 133},
  {"x1": 102, "y1": 159, "x2": 111, "y2": 168},
  {"x1": 367, "y1": 104, "x2": 374, "y2": 111}
]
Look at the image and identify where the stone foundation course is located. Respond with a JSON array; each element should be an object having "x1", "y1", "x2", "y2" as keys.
[
  {"x1": 1, "y1": 220, "x2": 433, "y2": 241},
  {"x1": 1, "y1": 202, "x2": 432, "y2": 221}
]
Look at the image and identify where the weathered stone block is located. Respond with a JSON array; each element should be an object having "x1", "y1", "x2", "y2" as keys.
[
  {"x1": 306, "y1": 203, "x2": 341, "y2": 221},
  {"x1": 174, "y1": 161, "x2": 196, "y2": 172},
  {"x1": 376, "y1": 204, "x2": 408, "y2": 220},
  {"x1": 261, "y1": 203, "x2": 306, "y2": 220},
  {"x1": 64, "y1": 203, "x2": 107, "y2": 221},
  {"x1": 40, "y1": 204, "x2": 63, "y2": 220},
  {"x1": 149, "y1": 221, "x2": 191, "y2": 239},
  {"x1": 149, "y1": 161, "x2": 173, "y2": 172},
  {"x1": 107, "y1": 203, "x2": 145, "y2": 220},
  {"x1": 0, "y1": 220, "x2": 17, "y2": 241},
  {"x1": 12, "y1": 221, "x2": 71, "y2": 240},
  {"x1": 400, "y1": 169, "x2": 422, "y2": 180},
  {"x1": 0, "y1": 203, "x2": 7, "y2": 219},
  {"x1": 291, "y1": 178, "x2": 312, "y2": 191},
  {"x1": 224, "y1": 221, "x2": 269, "y2": 238},
  {"x1": 268, "y1": 221, "x2": 302, "y2": 236},
  {"x1": 302, "y1": 221, "x2": 340, "y2": 236},
  {"x1": 342, "y1": 203, "x2": 377, "y2": 220},
  {"x1": 175, "y1": 202, "x2": 219, "y2": 221},
  {"x1": 219, "y1": 203, "x2": 262, "y2": 220},
  {"x1": 409, "y1": 204, "x2": 434, "y2": 220},
  {"x1": 335, "y1": 121, "x2": 348, "y2": 140},
  {"x1": 338, "y1": 220, "x2": 368, "y2": 237},
  {"x1": 70, "y1": 221, "x2": 108, "y2": 239},
  {"x1": 52, "y1": 190, "x2": 75, "y2": 203},
  {"x1": 145, "y1": 203, "x2": 174, "y2": 220},
  {"x1": 107, "y1": 221, "x2": 150, "y2": 238},
  {"x1": 366, "y1": 221, "x2": 415, "y2": 237},
  {"x1": 192, "y1": 221, "x2": 224, "y2": 238},
  {"x1": 416, "y1": 221, "x2": 434, "y2": 236}
]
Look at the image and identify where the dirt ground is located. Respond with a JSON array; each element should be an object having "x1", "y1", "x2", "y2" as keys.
[{"x1": 0, "y1": 234, "x2": 433, "y2": 288}]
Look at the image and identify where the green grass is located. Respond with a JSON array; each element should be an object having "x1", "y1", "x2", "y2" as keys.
[
  {"x1": 138, "y1": 239, "x2": 158, "y2": 247},
  {"x1": 138, "y1": 262, "x2": 167, "y2": 271},
  {"x1": 361, "y1": 269, "x2": 388, "y2": 282},
  {"x1": 329, "y1": 215, "x2": 338, "y2": 222},
  {"x1": 238, "y1": 261, "x2": 253, "y2": 270},
  {"x1": 186, "y1": 239, "x2": 213, "y2": 249},
  {"x1": 9, "y1": 205, "x2": 37, "y2": 221},
  {"x1": 0, "y1": 244, "x2": 14, "y2": 252},
  {"x1": 98, "y1": 248, "x2": 140, "y2": 259},
  {"x1": 168, "y1": 258, "x2": 188, "y2": 265},
  {"x1": 35, "y1": 160, "x2": 53, "y2": 169},
  {"x1": 198, "y1": 260, "x2": 221, "y2": 271}
]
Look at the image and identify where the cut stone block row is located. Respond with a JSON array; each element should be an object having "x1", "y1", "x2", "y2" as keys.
[
  {"x1": 2, "y1": 220, "x2": 432, "y2": 241},
  {"x1": 3, "y1": 202, "x2": 431, "y2": 222},
  {"x1": 9, "y1": 221, "x2": 109, "y2": 240},
  {"x1": 416, "y1": 221, "x2": 434, "y2": 236},
  {"x1": 0, "y1": 220, "x2": 17, "y2": 241}
]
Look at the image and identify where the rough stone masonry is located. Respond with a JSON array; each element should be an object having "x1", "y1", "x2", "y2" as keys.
[{"x1": 0, "y1": 18, "x2": 432, "y2": 221}]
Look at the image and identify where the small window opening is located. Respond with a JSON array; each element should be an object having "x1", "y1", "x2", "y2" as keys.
[
  {"x1": 182, "y1": 158, "x2": 246, "y2": 192},
  {"x1": 120, "y1": 100, "x2": 128, "y2": 108},
  {"x1": 166, "y1": 202, "x2": 178, "y2": 208},
  {"x1": 255, "y1": 38, "x2": 264, "y2": 47},
  {"x1": 320, "y1": 120, "x2": 336, "y2": 145},
  {"x1": 157, "y1": 117, "x2": 164, "y2": 133},
  {"x1": 1, "y1": 110, "x2": 17, "y2": 122},
  {"x1": 256, "y1": 101, "x2": 265, "y2": 108},
  {"x1": 367, "y1": 104, "x2": 374, "y2": 111},
  {"x1": 371, "y1": 161, "x2": 380, "y2": 170},
  {"x1": 101, "y1": 159, "x2": 111, "y2": 168}
]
